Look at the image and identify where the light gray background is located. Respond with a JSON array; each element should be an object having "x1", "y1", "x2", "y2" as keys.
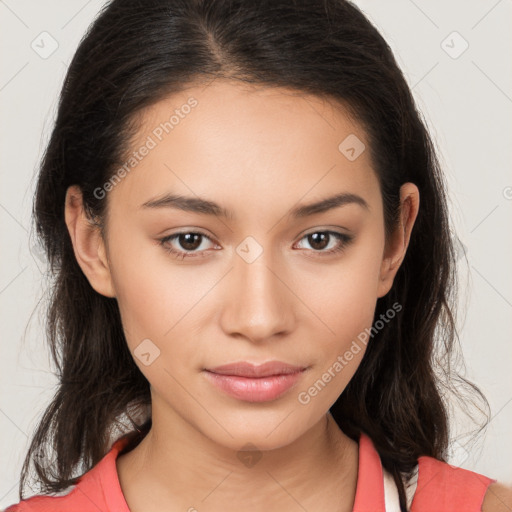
[{"x1": 1, "y1": 0, "x2": 511, "y2": 507}]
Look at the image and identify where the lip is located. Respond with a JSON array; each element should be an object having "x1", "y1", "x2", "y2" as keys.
[
  {"x1": 206, "y1": 361, "x2": 307, "y2": 377},
  {"x1": 203, "y1": 361, "x2": 308, "y2": 402}
]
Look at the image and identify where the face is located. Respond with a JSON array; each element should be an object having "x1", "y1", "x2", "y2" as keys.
[{"x1": 66, "y1": 78, "x2": 418, "y2": 452}]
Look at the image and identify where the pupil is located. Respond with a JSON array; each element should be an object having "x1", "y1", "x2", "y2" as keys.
[
  {"x1": 180, "y1": 233, "x2": 201, "y2": 250},
  {"x1": 309, "y1": 232, "x2": 328, "y2": 250}
]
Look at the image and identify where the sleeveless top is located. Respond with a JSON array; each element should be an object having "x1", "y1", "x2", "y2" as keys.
[
  {"x1": 355, "y1": 434, "x2": 496, "y2": 511},
  {"x1": 4, "y1": 432, "x2": 495, "y2": 512}
]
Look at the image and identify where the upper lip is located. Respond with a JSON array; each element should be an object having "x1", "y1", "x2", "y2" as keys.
[{"x1": 205, "y1": 361, "x2": 307, "y2": 378}]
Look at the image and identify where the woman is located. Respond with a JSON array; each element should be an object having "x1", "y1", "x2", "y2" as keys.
[{"x1": 5, "y1": 0, "x2": 511, "y2": 511}]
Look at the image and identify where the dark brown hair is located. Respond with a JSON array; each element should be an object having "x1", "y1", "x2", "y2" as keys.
[{"x1": 21, "y1": 1, "x2": 489, "y2": 510}]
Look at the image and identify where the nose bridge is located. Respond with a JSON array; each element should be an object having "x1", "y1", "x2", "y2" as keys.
[{"x1": 219, "y1": 237, "x2": 295, "y2": 342}]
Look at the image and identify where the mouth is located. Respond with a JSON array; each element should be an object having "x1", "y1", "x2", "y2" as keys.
[{"x1": 203, "y1": 361, "x2": 308, "y2": 402}]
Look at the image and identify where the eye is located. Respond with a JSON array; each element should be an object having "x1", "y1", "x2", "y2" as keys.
[
  {"x1": 294, "y1": 230, "x2": 353, "y2": 256},
  {"x1": 158, "y1": 231, "x2": 218, "y2": 260},
  {"x1": 158, "y1": 229, "x2": 354, "y2": 261}
]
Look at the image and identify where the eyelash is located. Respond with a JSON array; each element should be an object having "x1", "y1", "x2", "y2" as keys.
[{"x1": 158, "y1": 230, "x2": 354, "y2": 260}]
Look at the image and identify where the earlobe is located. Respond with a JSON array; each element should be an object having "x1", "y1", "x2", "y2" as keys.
[
  {"x1": 64, "y1": 185, "x2": 116, "y2": 298},
  {"x1": 377, "y1": 183, "x2": 420, "y2": 298}
]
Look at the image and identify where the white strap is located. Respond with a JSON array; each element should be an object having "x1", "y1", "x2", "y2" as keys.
[
  {"x1": 383, "y1": 465, "x2": 419, "y2": 511},
  {"x1": 383, "y1": 468, "x2": 401, "y2": 511},
  {"x1": 404, "y1": 466, "x2": 419, "y2": 510}
]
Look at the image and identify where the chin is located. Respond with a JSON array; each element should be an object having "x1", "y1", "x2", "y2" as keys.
[{"x1": 198, "y1": 409, "x2": 314, "y2": 451}]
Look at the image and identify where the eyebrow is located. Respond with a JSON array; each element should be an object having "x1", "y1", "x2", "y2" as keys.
[{"x1": 140, "y1": 191, "x2": 369, "y2": 219}]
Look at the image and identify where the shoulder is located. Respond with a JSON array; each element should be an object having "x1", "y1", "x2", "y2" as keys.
[
  {"x1": 3, "y1": 484, "x2": 85, "y2": 512},
  {"x1": 3, "y1": 459, "x2": 102, "y2": 511},
  {"x1": 481, "y1": 482, "x2": 512, "y2": 512},
  {"x1": 3, "y1": 437, "x2": 131, "y2": 512},
  {"x1": 410, "y1": 455, "x2": 496, "y2": 511}
]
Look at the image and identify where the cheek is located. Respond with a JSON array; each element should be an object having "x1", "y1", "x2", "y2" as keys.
[
  {"x1": 107, "y1": 230, "x2": 220, "y2": 382},
  {"x1": 304, "y1": 231, "x2": 384, "y2": 339},
  {"x1": 108, "y1": 253, "x2": 197, "y2": 401},
  {"x1": 295, "y1": 231, "x2": 384, "y2": 400},
  {"x1": 107, "y1": 231, "x2": 189, "y2": 348}
]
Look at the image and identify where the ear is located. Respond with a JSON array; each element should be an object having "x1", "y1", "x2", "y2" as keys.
[
  {"x1": 64, "y1": 185, "x2": 116, "y2": 298},
  {"x1": 377, "y1": 182, "x2": 420, "y2": 298}
]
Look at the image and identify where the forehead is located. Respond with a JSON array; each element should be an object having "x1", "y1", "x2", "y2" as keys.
[{"x1": 108, "y1": 78, "x2": 380, "y2": 218}]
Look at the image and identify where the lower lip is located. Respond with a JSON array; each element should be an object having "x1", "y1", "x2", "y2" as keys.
[{"x1": 203, "y1": 370, "x2": 305, "y2": 402}]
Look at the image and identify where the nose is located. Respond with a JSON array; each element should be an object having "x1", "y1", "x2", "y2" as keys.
[{"x1": 218, "y1": 246, "x2": 296, "y2": 344}]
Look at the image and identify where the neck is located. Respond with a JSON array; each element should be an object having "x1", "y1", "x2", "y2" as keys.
[{"x1": 117, "y1": 403, "x2": 359, "y2": 512}]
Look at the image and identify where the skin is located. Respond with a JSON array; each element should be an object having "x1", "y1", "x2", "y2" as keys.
[
  {"x1": 482, "y1": 483, "x2": 512, "y2": 512},
  {"x1": 64, "y1": 78, "x2": 422, "y2": 512}
]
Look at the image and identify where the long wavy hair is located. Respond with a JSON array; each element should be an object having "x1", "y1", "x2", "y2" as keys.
[{"x1": 20, "y1": 0, "x2": 489, "y2": 510}]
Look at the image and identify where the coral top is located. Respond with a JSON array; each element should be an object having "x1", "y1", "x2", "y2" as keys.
[{"x1": 4, "y1": 432, "x2": 495, "y2": 512}]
